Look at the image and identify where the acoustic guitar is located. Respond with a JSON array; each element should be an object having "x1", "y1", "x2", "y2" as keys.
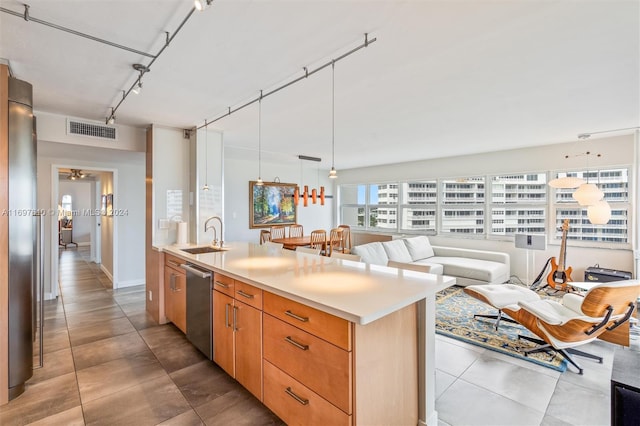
[{"x1": 547, "y1": 218, "x2": 573, "y2": 290}]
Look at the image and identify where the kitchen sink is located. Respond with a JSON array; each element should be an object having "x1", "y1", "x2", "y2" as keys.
[{"x1": 181, "y1": 246, "x2": 226, "y2": 254}]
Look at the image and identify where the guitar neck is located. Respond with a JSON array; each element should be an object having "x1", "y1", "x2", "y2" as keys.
[{"x1": 558, "y1": 224, "x2": 568, "y2": 272}]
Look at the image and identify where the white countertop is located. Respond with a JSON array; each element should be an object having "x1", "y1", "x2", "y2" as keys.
[{"x1": 159, "y1": 242, "x2": 456, "y2": 325}]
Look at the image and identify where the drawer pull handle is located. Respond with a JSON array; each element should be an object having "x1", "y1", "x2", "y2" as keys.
[
  {"x1": 236, "y1": 290, "x2": 254, "y2": 299},
  {"x1": 285, "y1": 387, "x2": 309, "y2": 406},
  {"x1": 215, "y1": 281, "x2": 229, "y2": 289},
  {"x1": 284, "y1": 336, "x2": 309, "y2": 351},
  {"x1": 285, "y1": 310, "x2": 309, "y2": 322},
  {"x1": 168, "y1": 260, "x2": 180, "y2": 267}
]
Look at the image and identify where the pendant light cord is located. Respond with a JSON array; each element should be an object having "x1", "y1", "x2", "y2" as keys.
[
  {"x1": 331, "y1": 61, "x2": 335, "y2": 170},
  {"x1": 204, "y1": 119, "x2": 209, "y2": 188},
  {"x1": 258, "y1": 92, "x2": 262, "y2": 181}
]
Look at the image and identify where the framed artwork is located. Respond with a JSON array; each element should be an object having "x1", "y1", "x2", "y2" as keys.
[
  {"x1": 106, "y1": 193, "x2": 113, "y2": 216},
  {"x1": 100, "y1": 194, "x2": 107, "y2": 216},
  {"x1": 249, "y1": 181, "x2": 296, "y2": 228}
]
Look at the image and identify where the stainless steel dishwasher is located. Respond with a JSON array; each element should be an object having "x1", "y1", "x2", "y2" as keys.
[{"x1": 180, "y1": 263, "x2": 213, "y2": 359}]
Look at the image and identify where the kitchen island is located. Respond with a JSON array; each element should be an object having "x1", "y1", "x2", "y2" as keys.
[{"x1": 156, "y1": 242, "x2": 455, "y2": 425}]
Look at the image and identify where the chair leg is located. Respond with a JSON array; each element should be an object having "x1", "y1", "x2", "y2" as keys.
[
  {"x1": 517, "y1": 335, "x2": 601, "y2": 375},
  {"x1": 473, "y1": 310, "x2": 518, "y2": 330},
  {"x1": 566, "y1": 348, "x2": 603, "y2": 364}
]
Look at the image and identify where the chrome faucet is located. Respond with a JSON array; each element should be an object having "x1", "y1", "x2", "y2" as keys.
[{"x1": 204, "y1": 216, "x2": 223, "y2": 247}]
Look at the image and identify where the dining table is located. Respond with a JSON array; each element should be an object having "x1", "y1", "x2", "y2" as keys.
[{"x1": 271, "y1": 235, "x2": 315, "y2": 250}]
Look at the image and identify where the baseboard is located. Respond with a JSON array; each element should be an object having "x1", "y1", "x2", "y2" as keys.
[
  {"x1": 77, "y1": 241, "x2": 90, "y2": 247},
  {"x1": 116, "y1": 279, "x2": 145, "y2": 289},
  {"x1": 100, "y1": 264, "x2": 113, "y2": 282}
]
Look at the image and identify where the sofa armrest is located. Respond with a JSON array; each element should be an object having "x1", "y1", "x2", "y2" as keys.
[{"x1": 431, "y1": 245, "x2": 510, "y2": 265}]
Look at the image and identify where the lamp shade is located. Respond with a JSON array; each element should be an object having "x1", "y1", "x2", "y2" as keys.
[
  {"x1": 587, "y1": 200, "x2": 611, "y2": 224},
  {"x1": 572, "y1": 183, "x2": 603, "y2": 206},
  {"x1": 548, "y1": 176, "x2": 585, "y2": 189}
]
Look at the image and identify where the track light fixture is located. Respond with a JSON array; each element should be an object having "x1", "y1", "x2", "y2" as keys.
[
  {"x1": 68, "y1": 169, "x2": 86, "y2": 180},
  {"x1": 195, "y1": 0, "x2": 213, "y2": 11},
  {"x1": 106, "y1": 108, "x2": 115, "y2": 125}
]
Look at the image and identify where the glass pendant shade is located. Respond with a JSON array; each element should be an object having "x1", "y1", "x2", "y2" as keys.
[
  {"x1": 548, "y1": 176, "x2": 585, "y2": 189},
  {"x1": 329, "y1": 167, "x2": 337, "y2": 179},
  {"x1": 587, "y1": 200, "x2": 611, "y2": 224},
  {"x1": 572, "y1": 183, "x2": 603, "y2": 206}
]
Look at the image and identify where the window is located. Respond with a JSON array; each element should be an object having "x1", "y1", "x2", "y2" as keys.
[
  {"x1": 60, "y1": 194, "x2": 72, "y2": 220},
  {"x1": 490, "y1": 173, "x2": 547, "y2": 236},
  {"x1": 400, "y1": 181, "x2": 437, "y2": 233},
  {"x1": 338, "y1": 166, "x2": 630, "y2": 247},
  {"x1": 553, "y1": 168, "x2": 629, "y2": 244},
  {"x1": 441, "y1": 177, "x2": 484, "y2": 235}
]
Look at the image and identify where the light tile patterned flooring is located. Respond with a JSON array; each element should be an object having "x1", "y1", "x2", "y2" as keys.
[{"x1": 0, "y1": 246, "x2": 637, "y2": 425}]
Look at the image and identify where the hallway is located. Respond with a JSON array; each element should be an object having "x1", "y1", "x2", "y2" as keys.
[{"x1": 0, "y1": 247, "x2": 281, "y2": 425}]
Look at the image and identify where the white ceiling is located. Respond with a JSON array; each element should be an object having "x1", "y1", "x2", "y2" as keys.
[{"x1": 1, "y1": 0, "x2": 638, "y2": 170}]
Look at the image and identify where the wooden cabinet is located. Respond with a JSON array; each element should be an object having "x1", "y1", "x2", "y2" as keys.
[
  {"x1": 164, "y1": 254, "x2": 186, "y2": 333},
  {"x1": 262, "y1": 291, "x2": 418, "y2": 425},
  {"x1": 212, "y1": 274, "x2": 263, "y2": 400},
  {"x1": 263, "y1": 292, "x2": 353, "y2": 423}
]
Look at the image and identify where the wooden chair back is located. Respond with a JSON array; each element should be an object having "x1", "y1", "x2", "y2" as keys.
[
  {"x1": 289, "y1": 224, "x2": 304, "y2": 238},
  {"x1": 270, "y1": 225, "x2": 286, "y2": 240},
  {"x1": 309, "y1": 230, "x2": 327, "y2": 251},
  {"x1": 580, "y1": 280, "x2": 640, "y2": 317},
  {"x1": 327, "y1": 228, "x2": 344, "y2": 257},
  {"x1": 259, "y1": 229, "x2": 271, "y2": 245},
  {"x1": 338, "y1": 224, "x2": 351, "y2": 252}
]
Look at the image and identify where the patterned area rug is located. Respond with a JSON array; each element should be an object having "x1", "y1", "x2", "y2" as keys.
[{"x1": 436, "y1": 285, "x2": 568, "y2": 372}]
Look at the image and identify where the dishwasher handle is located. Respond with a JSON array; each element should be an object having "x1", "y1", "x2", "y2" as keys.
[{"x1": 180, "y1": 263, "x2": 212, "y2": 279}]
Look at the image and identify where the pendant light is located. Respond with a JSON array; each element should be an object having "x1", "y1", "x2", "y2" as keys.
[
  {"x1": 571, "y1": 151, "x2": 603, "y2": 206},
  {"x1": 256, "y1": 93, "x2": 263, "y2": 186},
  {"x1": 587, "y1": 200, "x2": 611, "y2": 224},
  {"x1": 202, "y1": 120, "x2": 210, "y2": 191},
  {"x1": 328, "y1": 61, "x2": 337, "y2": 179},
  {"x1": 548, "y1": 176, "x2": 585, "y2": 189}
]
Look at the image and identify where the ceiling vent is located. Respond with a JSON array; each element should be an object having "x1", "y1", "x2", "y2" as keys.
[{"x1": 66, "y1": 118, "x2": 117, "y2": 141}]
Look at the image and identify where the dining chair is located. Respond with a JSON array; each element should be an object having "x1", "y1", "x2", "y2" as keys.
[
  {"x1": 259, "y1": 229, "x2": 271, "y2": 245},
  {"x1": 270, "y1": 225, "x2": 286, "y2": 240},
  {"x1": 296, "y1": 246, "x2": 321, "y2": 256},
  {"x1": 289, "y1": 224, "x2": 304, "y2": 238},
  {"x1": 327, "y1": 228, "x2": 344, "y2": 257},
  {"x1": 309, "y1": 230, "x2": 327, "y2": 253},
  {"x1": 338, "y1": 224, "x2": 352, "y2": 253}
]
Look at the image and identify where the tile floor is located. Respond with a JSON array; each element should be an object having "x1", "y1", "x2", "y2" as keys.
[{"x1": 0, "y1": 246, "x2": 637, "y2": 425}]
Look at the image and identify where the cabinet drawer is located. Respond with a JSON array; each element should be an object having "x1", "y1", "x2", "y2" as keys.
[
  {"x1": 263, "y1": 360, "x2": 351, "y2": 426},
  {"x1": 165, "y1": 253, "x2": 186, "y2": 271},
  {"x1": 263, "y1": 292, "x2": 351, "y2": 351},
  {"x1": 234, "y1": 280, "x2": 263, "y2": 310},
  {"x1": 263, "y1": 314, "x2": 352, "y2": 414},
  {"x1": 212, "y1": 273, "x2": 234, "y2": 297}
]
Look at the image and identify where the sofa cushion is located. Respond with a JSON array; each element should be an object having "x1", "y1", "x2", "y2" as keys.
[
  {"x1": 403, "y1": 236, "x2": 435, "y2": 261},
  {"x1": 382, "y1": 240, "x2": 413, "y2": 263},
  {"x1": 351, "y1": 242, "x2": 389, "y2": 266},
  {"x1": 429, "y1": 256, "x2": 508, "y2": 283}
]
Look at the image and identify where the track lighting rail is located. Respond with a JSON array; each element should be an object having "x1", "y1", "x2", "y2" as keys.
[
  {"x1": 0, "y1": 5, "x2": 156, "y2": 59},
  {"x1": 197, "y1": 33, "x2": 377, "y2": 129},
  {"x1": 105, "y1": 8, "x2": 197, "y2": 124}
]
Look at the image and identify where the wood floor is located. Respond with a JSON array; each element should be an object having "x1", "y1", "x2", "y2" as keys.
[{"x1": 0, "y1": 246, "x2": 283, "y2": 426}]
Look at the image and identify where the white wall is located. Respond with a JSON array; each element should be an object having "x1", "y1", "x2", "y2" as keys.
[
  {"x1": 224, "y1": 147, "x2": 334, "y2": 243},
  {"x1": 151, "y1": 126, "x2": 191, "y2": 246},
  {"x1": 338, "y1": 134, "x2": 636, "y2": 283},
  {"x1": 37, "y1": 110, "x2": 146, "y2": 297},
  {"x1": 58, "y1": 179, "x2": 93, "y2": 244}
]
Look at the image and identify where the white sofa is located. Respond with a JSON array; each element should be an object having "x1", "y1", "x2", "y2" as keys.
[{"x1": 351, "y1": 236, "x2": 510, "y2": 286}]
